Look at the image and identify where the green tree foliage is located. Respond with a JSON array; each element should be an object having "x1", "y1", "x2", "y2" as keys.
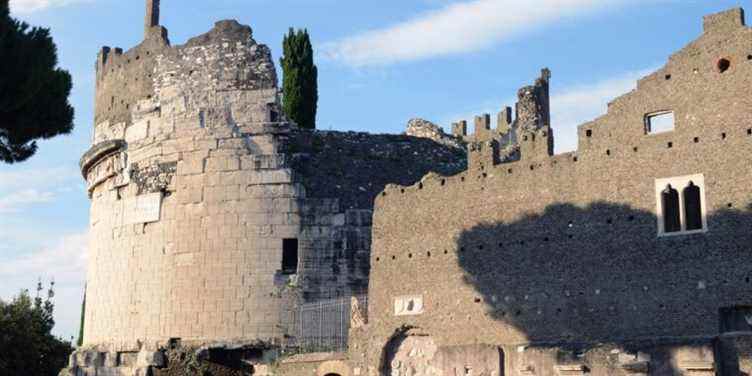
[
  {"x1": 0, "y1": 0, "x2": 74, "y2": 163},
  {"x1": 280, "y1": 28, "x2": 318, "y2": 130},
  {"x1": 77, "y1": 286, "x2": 85, "y2": 347},
  {"x1": 0, "y1": 282, "x2": 73, "y2": 376}
]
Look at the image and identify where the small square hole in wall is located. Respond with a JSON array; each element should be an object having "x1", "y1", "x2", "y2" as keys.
[
  {"x1": 694, "y1": 137, "x2": 700, "y2": 143},
  {"x1": 665, "y1": 74, "x2": 672, "y2": 80},
  {"x1": 747, "y1": 129, "x2": 752, "y2": 135},
  {"x1": 722, "y1": 132, "x2": 727, "y2": 140},
  {"x1": 667, "y1": 142, "x2": 673, "y2": 148},
  {"x1": 586, "y1": 129, "x2": 593, "y2": 137},
  {"x1": 645, "y1": 111, "x2": 675, "y2": 134}
]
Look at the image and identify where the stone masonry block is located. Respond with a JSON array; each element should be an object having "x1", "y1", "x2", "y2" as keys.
[
  {"x1": 177, "y1": 154, "x2": 205, "y2": 175},
  {"x1": 205, "y1": 155, "x2": 240, "y2": 172}
]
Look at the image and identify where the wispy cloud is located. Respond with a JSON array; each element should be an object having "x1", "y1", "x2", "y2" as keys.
[
  {"x1": 322, "y1": 0, "x2": 633, "y2": 67},
  {"x1": 10, "y1": 0, "x2": 90, "y2": 14},
  {"x1": 0, "y1": 188, "x2": 56, "y2": 213},
  {"x1": 438, "y1": 67, "x2": 656, "y2": 153},
  {"x1": 0, "y1": 166, "x2": 78, "y2": 191},
  {"x1": 0, "y1": 231, "x2": 88, "y2": 340},
  {"x1": 0, "y1": 166, "x2": 78, "y2": 212}
]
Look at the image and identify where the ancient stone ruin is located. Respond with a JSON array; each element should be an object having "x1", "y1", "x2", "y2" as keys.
[{"x1": 63, "y1": 4, "x2": 752, "y2": 376}]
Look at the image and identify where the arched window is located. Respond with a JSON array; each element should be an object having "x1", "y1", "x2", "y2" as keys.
[
  {"x1": 662, "y1": 184, "x2": 681, "y2": 233},
  {"x1": 684, "y1": 181, "x2": 703, "y2": 231}
]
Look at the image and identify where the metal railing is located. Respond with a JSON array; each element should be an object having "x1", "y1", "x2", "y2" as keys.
[{"x1": 284, "y1": 295, "x2": 367, "y2": 353}]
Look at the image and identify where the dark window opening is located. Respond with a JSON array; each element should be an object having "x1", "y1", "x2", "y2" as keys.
[
  {"x1": 585, "y1": 129, "x2": 592, "y2": 137},
  {"x1": 282, "y1": 239, "x2": 298, "y2": 275},
  {"x1": 683, "y1": 182, "x2": 703, "y2": 231},
  {"x1": 720, "y1": 306, "x2": 752, "y2": 333},
  {"x1": 717, "y1": 58, "x2": 731, "y2": 73},
  {"x1": 662, "y1": 185, "x2": 681, "y2": 233},
  {"x1": 269, "y1": 110, "x2": 279, "y2": 123}
]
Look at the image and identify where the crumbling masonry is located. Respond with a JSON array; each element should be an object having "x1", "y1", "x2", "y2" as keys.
[
  {"x1": 63, "y1": 2, "x2": 464, "y2": 375},
  {"x1": 64, "y1": 4, "x2": 752, "y2": 376}
]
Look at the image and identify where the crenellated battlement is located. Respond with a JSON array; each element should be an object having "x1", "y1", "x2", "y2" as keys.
[
  {"x1": 386, "y1": 8, "x2": 752, "y2": 198},
  {"x1": 448, "y1": 69, "x2": 553, "y2": 171}
]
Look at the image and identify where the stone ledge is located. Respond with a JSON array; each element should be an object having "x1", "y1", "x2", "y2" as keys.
[{"x1": 80, "y1": 139, "x2": 125, "y2": 177}]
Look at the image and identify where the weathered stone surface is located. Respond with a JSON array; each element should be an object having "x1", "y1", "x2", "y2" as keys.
[
  {"x1": 354, "y1": 6, "x2": 752, "y2": 376},
  {"x1": 405, "y1": 118, "x2": 463, "y2": 149}
]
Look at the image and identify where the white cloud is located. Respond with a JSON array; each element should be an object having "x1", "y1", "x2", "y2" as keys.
[
  {"x1": 438, "y1": 67, "x2": 656, "y2": 153},
  {"x1": 322, "y1": 0, "x2": 633, "y2": 67},
  {"x1": 0, "y1": 231, "x2": 89, "y2": 340},
  {"x1": 10, "y1": 0, "x2": 90, "y2": 14},
  {"x1": 0, "y1": 166, "x2": 78, "y2": 212},
  {"x1": 0, "y1": 188, "x2": 56, "y2": 213},
  {"x1": 0, "y1": 166, "x2": 78, "y2": 191}
]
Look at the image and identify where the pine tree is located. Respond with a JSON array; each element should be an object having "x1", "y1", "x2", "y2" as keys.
[
  {"x1": 280, "y1": 28, "x2": 318, "y2": 130},
  {"x1": 0, "y1": 0, "x2": 74, "y2": 163}
]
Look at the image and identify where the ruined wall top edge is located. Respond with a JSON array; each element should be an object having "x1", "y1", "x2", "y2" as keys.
[
  {"x1": 384, "y1": 7, "x2": 751, "y2": 195},
  {"x1": 93, "y1": 19, "x2": 277, "y2": 126}
]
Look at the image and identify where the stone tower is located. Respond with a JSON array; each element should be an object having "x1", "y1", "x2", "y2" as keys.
[
  {"x1": 79, "y1": 0, "x2": 297, "y2": 353},
  {"x1": 65, "y1": 2, "x2": 467, "y2": 374}
]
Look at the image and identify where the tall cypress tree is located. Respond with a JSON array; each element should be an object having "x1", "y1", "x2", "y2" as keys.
[
  {"x1": 77, "y1": 286, "x2": 85, "y2": 347},
  {"x1": 280, "y1": 28, "x2": 318, "y2": 130},
  {"x1": 0, "y1": 0, "x2": 74, "y2": 163}
]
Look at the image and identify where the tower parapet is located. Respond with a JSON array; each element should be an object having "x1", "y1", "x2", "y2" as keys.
[{"x1": 457, "y1": 68, "x2": 553, "y2": 171}]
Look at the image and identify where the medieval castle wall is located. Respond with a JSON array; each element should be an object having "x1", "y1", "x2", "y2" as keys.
[
  {"x1": 74, "y1": 5, "x2": 465, "y2": 370},
  {"x1": 355, "y1": 8, "x2": 752, "y2": 376}
]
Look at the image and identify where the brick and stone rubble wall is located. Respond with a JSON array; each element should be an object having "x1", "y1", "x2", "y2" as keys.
[
  {"x1": 286, "y1": 130, "x2": 465, "y2": 304},
  {"x1": 80, "y1": 18, "x2": 467, "y2": 357},
  {"x1": 355, "y1": 8, "x2": 752, "y2": 376}
]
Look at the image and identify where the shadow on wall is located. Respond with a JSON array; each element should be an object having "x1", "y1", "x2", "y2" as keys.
[{"x1": 455, "y1": 201, "x2": 752, "y2": 375}]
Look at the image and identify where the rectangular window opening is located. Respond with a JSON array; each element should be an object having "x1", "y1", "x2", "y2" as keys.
[
  {"x1": 645, "y1": 111, "x2": 675, "y2": 134},
  {"x1": 282, "y1": 238, "x2": 298, "y2": 275}
]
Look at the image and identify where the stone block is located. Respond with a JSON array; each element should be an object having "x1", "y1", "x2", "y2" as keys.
[
  {"x1": 122, "y1": 193, "x2": 162, "y2": 225},
  {"x1": 136, "y1": 350, "x2": 165, "y2": 367},
  {"x1": 125, "y1": 119, "x2": 150, "y2": 144},
  {"x1": 205, "y1": 155, "x2": 240, "y2": 172},
  {"x1": 177, "y1": 154, "x2": 205, "y2": 175}
]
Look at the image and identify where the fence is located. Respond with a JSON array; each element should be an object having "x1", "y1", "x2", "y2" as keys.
[{"x1": 285, "y1": 295, "x2": 368, "y2": 353}]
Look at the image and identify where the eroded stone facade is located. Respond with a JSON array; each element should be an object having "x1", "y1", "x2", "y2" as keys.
[
  {"x1": 352, "y1": 7, "x2": 752, "y2": 376},
  {"x1": 65, "y1": 5, "x2": 752, "y2": 376},
  {"x1": 64, "y1": 3, "x2": 465, "y2": 375}
]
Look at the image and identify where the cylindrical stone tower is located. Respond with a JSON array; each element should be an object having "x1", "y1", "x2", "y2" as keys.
[{"x1": 79, "y1": 13, "x2": 302, "y2": 352}]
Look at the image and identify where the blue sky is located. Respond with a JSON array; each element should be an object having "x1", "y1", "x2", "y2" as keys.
[{"x1": 1, "y1": 0, "x2": 749, "y2": 341}]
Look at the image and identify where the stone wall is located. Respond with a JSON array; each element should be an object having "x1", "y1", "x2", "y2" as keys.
[
  {"x1": 356, "y1": 8, "x2": 752, "y2": 376},
  {"x1": 77, "y1": 13, "x2": 466, "y2": 366},
  {"x1": 82, "y1": 19, "x2": 286, "y2": 351}
]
